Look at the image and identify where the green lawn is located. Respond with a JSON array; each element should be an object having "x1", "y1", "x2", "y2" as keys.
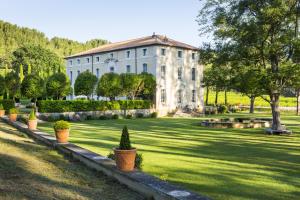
[
  {"x1": 206, "y1": 91, "x2": 296, "y2": 107},
  {"x1": 0, "y1": 122, "x2": 141, "y2": 200},
  {"x1": 38, "y1": 113, "x2": 300, "y2": 200}
]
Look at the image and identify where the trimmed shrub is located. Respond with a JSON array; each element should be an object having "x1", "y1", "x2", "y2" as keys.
[
  {"x1": 37, "y1": 100, "x2": 151, "y2": 113},
  {"x1": 0, "y1": 103, "x2": 3, "y2": 110},
  {"x1": 218, "y1": 105, "x2": 228, "y2": 114},
  {"x1": 9, "y1": 108, "x2": 18, "y2": 114},
  {"x1": 112, "y1": 114, "x2": 119, "y2": 119},
  {"x1": 29, "y1": 109, "x2": 36, "y2": 120},
  {"x1": 136, "y1": 113, "x2": 144, "y2": 118},
  {"x1": 53, "y1": 120, "x2": 70, "y2": 130},
  {"x1": 0, "y1": 100, "x2": 15, "y2": 111},
  {"x1": 99, "y1": 115, "x2": 109, "y2": 120},
  {"x1": 126, "y1": 114, "x2": 132, "y2": 119},
  {"x1": 119, "y1": 126, "x2": 132, "y2": 150},
  {"x1": 150, "y1": 112, "x2": 158, "y2": 118}
]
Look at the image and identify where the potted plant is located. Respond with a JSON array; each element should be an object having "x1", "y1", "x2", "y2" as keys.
[
  {"x1": 53, "y1": 120, "x2": 70, "y2": 143},
  {"x1": 114, "y1": 126, "x2": 136, "y2": 172},
  {"x1": 9, "y1": 108, "x2": 18, "y2": 122},
  {"x1": 28, "y1": 109, "x2": 37, "y2": 130},
  {"x1": 0, "y1": 104, "x2": 5, "y2": 117}
]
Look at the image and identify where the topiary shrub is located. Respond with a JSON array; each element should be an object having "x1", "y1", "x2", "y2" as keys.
[
  {"x1": 99, "y1": 115, "x2": 109, "y2": 120},
  {"x1": 28, "y1": 109, "x2": 36, "y2": 120},
  {"x1": 0, "y1": 103, "x2": 4, "y2": 110},
  {"x1": 112, "y1": 114, "x2": 119, "y2": 119},
  {"x1": 107, "y1": 152, "x2": 143, "y2": 170},
  {"x1": 9, "y1": 108, "x2": 18, "y2": 114},
  {"x1": 53, "y1": 120, "x2": 70, "y2": 130},
  {"x1": 136, "y1": 113, "x2": 144, "y2": 118},
  {"x1": 218, "y1": 105, "x2": 228, "y2": 114},
  {"x1": 125, "y1": 114, "x2": 132, "y2": 119},
  {"x1": 119, "y1": 126, "x2": 132, "y2": 150},
  {"x1": 150, "y1": 112, "x2": 157, "y2": 118}
]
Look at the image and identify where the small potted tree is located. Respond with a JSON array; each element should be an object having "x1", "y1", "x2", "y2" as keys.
[
  {"x1": 0, "y1": 104, "x2": 5, "y2": 117},
  {"x1": 9, "y1": 108, "x2": 18, "y2": 122},
  {"x1": 53, "y1": 120, "x2": 70, "y2": 143},
  {"x1": 114, "y1": 126, "x2": 136, "y2": 172},
  {"x1": 28, "y1": 109, "x2": 37, "y2": 130}
]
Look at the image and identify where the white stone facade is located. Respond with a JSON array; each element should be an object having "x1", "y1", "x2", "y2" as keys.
[{"x1": 65, "y1": 37, "x2": 204, "y2": 115}]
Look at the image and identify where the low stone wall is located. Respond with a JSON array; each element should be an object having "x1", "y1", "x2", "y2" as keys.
[
  {"x1": 37, "y1": 109, "x2": 156, "y2": 121},
  {"x1": 0, "y1": 116, "x2": 210, "y2": 200},
  {"x1": 201, "y1": 118, "x2": 272, "y2": 129}
]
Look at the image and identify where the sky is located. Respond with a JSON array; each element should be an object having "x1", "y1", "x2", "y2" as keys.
[{"x1": 0, "y1": 0, "x2": 208, "y2": 47}]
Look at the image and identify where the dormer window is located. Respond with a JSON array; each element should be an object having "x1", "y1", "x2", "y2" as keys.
[{"x1": 143, "y1": 49, "x2": 147, "y2": 56}]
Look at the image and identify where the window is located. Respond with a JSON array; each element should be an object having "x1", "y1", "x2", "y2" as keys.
[
  {"x1": 161, "y1": 66, "x2": 166, "y2": 79},
  {"x1": 143, "y1": 48, "x2": 147, "y2": 56},
  {"x1": 86, "y1": 58, "x2": 90, "y2": 63},
  {"x1": 178, "y1": 67, "x2": 182, "y2": 80},
  {"x1": 192, "y1": 68, "x2": 196, "y2": 81},
  {"x1": 126, "y1": 51, "x2": 130, "y2": 58},
  {"x1": 143, "y1": 63, "x2": 148, "y2": 73},
  {"x1": 110, "y1": 67, "x2": 114, "y2": 72},
  {"x1": 70, "y1": 71, "x2": 73, "y2": 84},
  {"x1": 96, "y1": 68, "x2": 99, "y2": 78},
  {"x1": 126, "y1": 65, "x2": 131, "y2": 73},
  {"x1": 178, "y1": 51, "x2": 182, "y2": 58},
  {"x1": 192, "y1": 90, "x2": 196, "y2": 102},
  {"x1": 69, "y1": 60, "x2": 73, "y2": 65},
  {"x1": 161, "y1": 89, "x2": 166, "y2": 103},
  {"x1": 96, "y1": 56, "x2": 100, "y2": 62},
  {"x1": 77, "y1": 70, "x2": 80, "y2": 76},
  {"x1": 77, "y1": 59, "x2": 80, "y2": 64},
  {"x1": 192, "y1": 53, "x2": 196, "y2": 60},
  {"x1": 110, "y1": 53, "x2": 113, "y2": 58},
  {"x1": 161, "y1": 48, "x2": 166, "y2": 56},
  {"x1": 177, "y1": 90, "x2": 182, "y2": 103}
]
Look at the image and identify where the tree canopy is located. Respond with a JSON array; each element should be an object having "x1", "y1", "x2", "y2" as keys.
[
  {"x1": 74, "y1": 71, "x2": 98, "y2": 98},
  {"x1": 46, "y1": 73, "x2": 71, "y2": 100}
]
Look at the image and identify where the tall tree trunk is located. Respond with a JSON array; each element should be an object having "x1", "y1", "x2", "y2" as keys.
[
  {"x1": 270, "y1": 93, "x2": 283, "y2": 131},
  {"x1": 205, "y1": 87, "x2": 209, "y2": 105},
  {"x1": 249, "y1": 96, "x2": 255, "y2": 114},
  {"x1": 214, "y1": 90, "x2": 218, "y2": 105},
  {"x1": 224, "y1": 90, "x2": 227, "y2": 105},
  {"x1": 297, "y1": 90, "x2": 300, "y2": 115}
]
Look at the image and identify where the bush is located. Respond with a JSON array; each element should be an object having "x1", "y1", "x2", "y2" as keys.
[
  {"x1": 9, "y1": 108, "x2": 18, "y2": 114},
  {"x1": 0, "y1": 103, "x2": 3, "y2": 110},
  {"x1": 126, "y1": 114, "x2": 132, "y2": 119},
  {"x1": 107, "y1": 152, "x2": 143, "y2": 170},
  {"x1": 112, "y1": 114, "x2": 119, "y2": 119},
  {"x1": 37, "y1": 100, "x2": 151, "y2": 113},
  {"x1": 150, "y1": 112, "x2": 158, "y2": 118},
  {"x1": 119, "y1": 126, "x2": 132, "y2": 150},
  {"x1": 53, "y1": 120, "x2": 70, "y2": 130},
  {"x1": 0, "y1": 100, "x2": 15, "y2": 111},
  {"x1": 28, "y1": 109, "x2": 36, "y2": 120},
  {"x1": 136, "y1": 113, "x2": 144, "y2": 118},
  {"x1": 99, "y1": 115, "x2": 109, "y2": 120},
  {"x1": 218, "y1": 105, "x2": 228, "y2": 114}
]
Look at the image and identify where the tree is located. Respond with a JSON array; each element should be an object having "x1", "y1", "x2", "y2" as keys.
[
  {"x1": 46, "y1": 73, "x2": 71, "y2": 100},
  {"x1": 120, "y1": 73, "x2": 143, "y2": 99},
  {"x1": 5, "y1": 72, "x2": 20, "y2": 101},
  {"x1": 140, "y1": 73, "x2": 156, "y2": 100},
  {"x1": 0, "y1": 75, "x2": 5, "y2": 95},
  {"x1": 19, "y1": 64, "x2": 24, "y2": 83},
  {"x1": 74, "y1": 71, "x2": 98, "y2": 98},
  {"x1": 199, "y1": 0, "x2": 300, "y2": 131},
  {"x1": 97, "y1": 73, "x2": 122, "y2": 100},
  {"x1": 21, "y1": 74, "x2": 43, "y2": 105}
]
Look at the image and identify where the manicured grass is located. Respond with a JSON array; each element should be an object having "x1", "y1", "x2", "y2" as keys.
[
  {"x1": 0, "y1": 122, "x2": 141, "y2": 200},
  {"x1": 38, "y1": 113, "x2": 300, "y2": 200},
  {"x1": 206, "y1": 91, "x2": 296, "y2": 107}
]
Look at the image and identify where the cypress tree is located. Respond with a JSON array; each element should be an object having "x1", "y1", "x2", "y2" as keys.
[{"x1": 119, "y1": 126, "x2": 132, "y2": 150}]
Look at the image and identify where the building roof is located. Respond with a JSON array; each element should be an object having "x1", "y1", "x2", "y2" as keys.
[{"x1": 65, "y1": 34, "x2": 199, "y2": 59}]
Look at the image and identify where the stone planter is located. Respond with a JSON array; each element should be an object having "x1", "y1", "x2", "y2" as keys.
[
  {"x1": 9, "y1": 114, "x2": 17, "y2": 122},
  {"x1": 114, "y1": 148, "x2": 136, "y2": 172},
  {"x1": 55, "y1": 129, "x2": 69, "y2": 143},
  {"x1": 28, "y1": 119, "x2": 38, "y2": 130},
  {"x1": 0, "y1": 110, "x2": 5, "y2": 117}
]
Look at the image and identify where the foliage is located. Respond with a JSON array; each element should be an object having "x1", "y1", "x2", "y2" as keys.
[
  {"x1": 0, "y1": 75, "x2": 5, "y2": 95},
  {"x1": 150, "y1": 112, "x2": 158, "y2": 118},
  {"x1": 21, "y1": 74, "x2": 44, "y2": 101},
  {"x1": 97, "y1": 73, "x2": 122, "y2": 100},
  {"x1": 74, "y1": 71, "x2": 98, "y2": 98},
  {"x1": 37, "y1": 100, "x2": 151, "y2": 113},
  {"x1": 0, "y1": 103, "x2": 3, "y2": 110},
  {"x1": 53, "y1": 120, "x2": 70, "y2": 130},
  {"x1": 120, "y1": 73, "x2": 143, "y2": 99},
  {"x1": 5, "y1": 72, "x2": 21, "y2": 99},
  {"x1": 28, "y1": 109, "x2": 36, "y2": 120},
  {"x1": 217, "y1": 105, "x2": 228, "y2": 114},
  {"x1": 139, "y1": 73, "x2": 156, "y2": 100},
  {"x1": 46, "y1": 73, "x2": 72, "y2": 100},
  {"x1": 136, "y1": 113, "x2": 144, "y2": 118},
  {"x1": 107, "y1": 152, "x2": 143, "y2": 170},
  {"x1": 9, "y1": 108, "x2": 18, "y2": 114},
  {"x1": 119, "y1": 126, "x2": 132, "y2": 150},
  {"x1": 112, "y1": 114, "x2": 119, "y2": 119},
  {"x1": 0, "y1": 100, "x2": 15, "y2": 111}
]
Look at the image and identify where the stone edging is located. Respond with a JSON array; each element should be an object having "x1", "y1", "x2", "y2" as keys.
[{"x1": 0, "y1": 116, "x2": 210, "y2": 200}]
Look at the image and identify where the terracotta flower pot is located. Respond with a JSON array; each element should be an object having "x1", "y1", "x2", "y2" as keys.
[
  {"x1": 28, "y1": 120, "x2": 38, "y2": 130},
  {"x1": 0, "y1": 110, "x2": 5, "y2": 117},
  {"x1": 55, "y1": 129, "x2": 69, "y2": 143},
  {"x1": 9, "y1": 114, "x2": 17, "y2": 122},
  {"x1": 114, "y1": 148, "x2": 136, "y2": 172}
]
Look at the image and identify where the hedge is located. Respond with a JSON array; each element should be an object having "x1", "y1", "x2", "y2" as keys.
[
  {"x1": 37, "y1": 100, "x2": 152, "y2": 113},
  {"x1": 0, "y1": 100, "x2": 15, "y2": 111}
]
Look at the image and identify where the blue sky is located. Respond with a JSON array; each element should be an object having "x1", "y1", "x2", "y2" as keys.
[{"x1": 0, "y1": 0, "x2": 208, "y2": 47}]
